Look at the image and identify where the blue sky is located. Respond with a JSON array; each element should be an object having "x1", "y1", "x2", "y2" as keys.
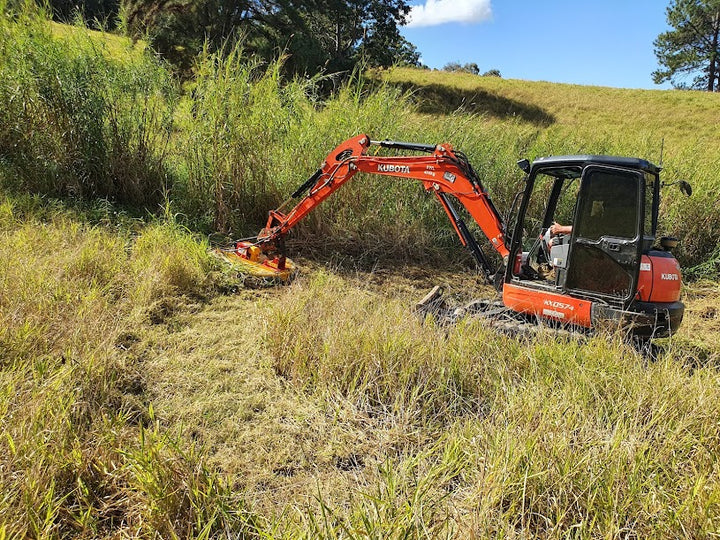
[{"x1": 401, "y1": 0, "x2": 672, "y2": 90}]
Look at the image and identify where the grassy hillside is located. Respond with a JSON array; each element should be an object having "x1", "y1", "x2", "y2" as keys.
[
  {"x1": 379, "y1": 67, "x2": 720, "y2": 147},
  {"x1": 2, "y1": 12, "x2": 720, "y2": 538},
  {"x1": 3, "y1": 15, "x2": 719, "y2": 269},
  {"x1": 373, "y1": 67, "x2": 720, "y2": 271},
  {"x1": 48, "y1": 20, "x2": 146, "y2": 60}
]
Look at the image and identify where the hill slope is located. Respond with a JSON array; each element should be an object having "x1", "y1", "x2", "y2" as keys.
[
  {"x1": 371, "y1": 67, "x2": 720, "y2": 269},
  {"x1": 379, "y1": 67, "x2": 720, "y2": 149}
]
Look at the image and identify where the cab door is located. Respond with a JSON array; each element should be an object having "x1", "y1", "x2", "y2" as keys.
[{"x1": 564, "y1": 166, "x2": 644, "y2": 306}]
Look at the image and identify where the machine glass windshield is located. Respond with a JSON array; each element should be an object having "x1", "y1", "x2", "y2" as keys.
[
  {"x1": 573, "y1": 169, "x2": 640, "y2": 240},
  {"x1": 512, "y1": 169, "x2": 580, "y2": 280},
  {"x1": 521, "y1": 172, "x2": 555, "y2": 250}
]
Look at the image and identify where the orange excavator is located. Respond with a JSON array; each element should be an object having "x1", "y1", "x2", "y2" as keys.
[{"x1": 223, "y1": 134, "x2": 690, "y2": 339}]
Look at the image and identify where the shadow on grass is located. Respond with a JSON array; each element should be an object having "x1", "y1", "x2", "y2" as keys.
[{"x1": 392, "y1": 81, "x2": 556, "y2": 126}]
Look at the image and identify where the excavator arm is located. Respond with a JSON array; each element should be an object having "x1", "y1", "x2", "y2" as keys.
[{"x1": 255, "y1": 134, "x2": 509, "y2": 280}]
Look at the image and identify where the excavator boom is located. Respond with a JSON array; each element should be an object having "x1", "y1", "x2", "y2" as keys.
[{"x1": 257, "y1": 134, "x2": 509, "y2": 279}]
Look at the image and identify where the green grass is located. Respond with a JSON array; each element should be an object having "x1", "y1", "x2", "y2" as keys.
[
  {"x1": 3, "y1": 13, "x2": 718, "y2": 266},
  {"x1": 3, "y1": 7, "x2": 720, "y2": 537},
  {"x1": 48, "y1": 20, "x2": 147, "y2": 61},
  {"x1": 0, "y1": 7, "x2": 176, "y2": 207}
]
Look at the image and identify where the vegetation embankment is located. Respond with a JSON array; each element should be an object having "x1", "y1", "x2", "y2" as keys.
[
  {"x1": 2, "y1": 8, "x2": 720, "y2": 270},
  {"x1": 1, "y1": 6, "x2": 720, "y2": 537},
  {"x1": 375, "y1": 67, "x2": 720, "y2": 272}
]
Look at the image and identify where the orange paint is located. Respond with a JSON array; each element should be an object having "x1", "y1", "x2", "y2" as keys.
[
  {"x1": 503, "y1": 283, "x2": 592, "y2": 327},
  {"x1": 637, "y1": 254, "x2": 682, "y2": 303}
]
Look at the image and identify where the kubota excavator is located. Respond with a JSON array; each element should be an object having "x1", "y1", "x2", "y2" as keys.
[{"x1": 221, "y1": 134, "x2": 690, "y2": 339}]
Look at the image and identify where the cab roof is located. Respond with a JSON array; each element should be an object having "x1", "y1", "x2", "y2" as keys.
[{"x1": 530, "y1": 155, "x2": 661, "y2": 178}]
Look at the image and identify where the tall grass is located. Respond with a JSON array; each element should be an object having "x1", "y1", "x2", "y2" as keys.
[
  {"x1": 0, "y1": 192, "x2": 261, "y2": 537},
  {"x1": 177, "y1": 45, "x2": 315, "y2": 233},
  {"x1": 0, "y1": 6, "x2": 177, "y2": 207},
  {"x1": 262, "y1": 271, "x2": 720, "y2": 538},
  {"x1": 2, "y1": 9, "x2": 717, "y2": 268},
  {"x1": 176, "y1": 46, "x2": 449, "y2": 264}
]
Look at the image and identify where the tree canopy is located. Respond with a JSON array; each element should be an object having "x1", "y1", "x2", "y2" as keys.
[
  {"x1": 653, "y1": 0, "x2": 720, "y2": 91},
  {"x1": 48, "y1": 0, "x2": 420, "y2": 77},
  {"x1": 442, "y1": 62, "x2": 479, "y2": 75}
]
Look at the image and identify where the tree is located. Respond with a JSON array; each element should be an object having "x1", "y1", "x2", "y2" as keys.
[
  {"x1": 47, "y1": 0, "x2": 121, "y2": 29},
  {"x1": 653, "y1": 0, "x2": 720, "y2": 91},
  {"x1": 121, "y1": 0, "x2": 418, "y2": 77},
  {"x1": 356, "y1": 0, "x2": 419, "y2": 68},
  {"x1": 442, "y1": 62, "x2": 479, "y2": 75}
]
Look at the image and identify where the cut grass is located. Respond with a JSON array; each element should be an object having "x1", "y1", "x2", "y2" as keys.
[{"x1": 140, "y1": 263, "x2": 720, "y2": 538}]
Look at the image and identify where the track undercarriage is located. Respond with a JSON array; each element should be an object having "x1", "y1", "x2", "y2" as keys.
[{"x1": 415, "y1": 285, "x2": 586, "y2": 339}]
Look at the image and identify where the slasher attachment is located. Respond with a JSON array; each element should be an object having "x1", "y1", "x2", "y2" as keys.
[{"x1": 213, "y1": 241, "x2": 296, "y2": 283}]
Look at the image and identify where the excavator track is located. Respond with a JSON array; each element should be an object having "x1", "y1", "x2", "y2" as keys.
[
  {"x1": 415, "y1": 285, "x2": 581, "y2": 340},
  {"x1": 415, "y1": 287, "x2": 669, "y2": 359}
]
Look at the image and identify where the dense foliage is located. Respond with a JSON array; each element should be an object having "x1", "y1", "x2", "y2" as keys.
[
  {"x1": 443, "y1": 61, "x2": 480, "y2": 75},
  {"x1": 442, "y1": 62, "x2": 502, "y2": 77},
  {"x1": 43, "y1": 0, "x2": 420, "y2": 76},
  {"x1": 0, "y1": 9, "x2": 176, "y2": 206},
  {"x1": 2, "y1": 8, "x2": 719, "y2": 271}
]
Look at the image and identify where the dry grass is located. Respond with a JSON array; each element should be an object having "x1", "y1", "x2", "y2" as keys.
[
  {"x1": 2, "y1": 186, "x2": 719, "y2": 536},
  {"x1": 137, "y1": 262, "x2": 720, "y2": 538},
  {"x1": 0, "y1": 192, "x2": 259, "y2": 537}
]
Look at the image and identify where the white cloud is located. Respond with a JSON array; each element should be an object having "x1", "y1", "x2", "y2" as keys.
[{"x1": 406, "y1": 0, "x2": 492, "y2": 28}]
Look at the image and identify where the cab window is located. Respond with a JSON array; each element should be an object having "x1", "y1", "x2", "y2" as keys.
[{"x1": 574, "y1": 169, "x2": 640, "y2": 240}]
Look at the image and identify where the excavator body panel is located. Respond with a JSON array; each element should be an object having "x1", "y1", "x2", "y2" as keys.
[
  {"x1": 636, "y1": 253, "x2": 682, "y2": 303},
  {"x1": 502, "y1": 283, "x2": 593, "y2": 327}
]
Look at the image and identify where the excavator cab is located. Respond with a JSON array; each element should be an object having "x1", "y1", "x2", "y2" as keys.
[{"x1": 506, "y1": 156, "x2": 683, "y2": 337}]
